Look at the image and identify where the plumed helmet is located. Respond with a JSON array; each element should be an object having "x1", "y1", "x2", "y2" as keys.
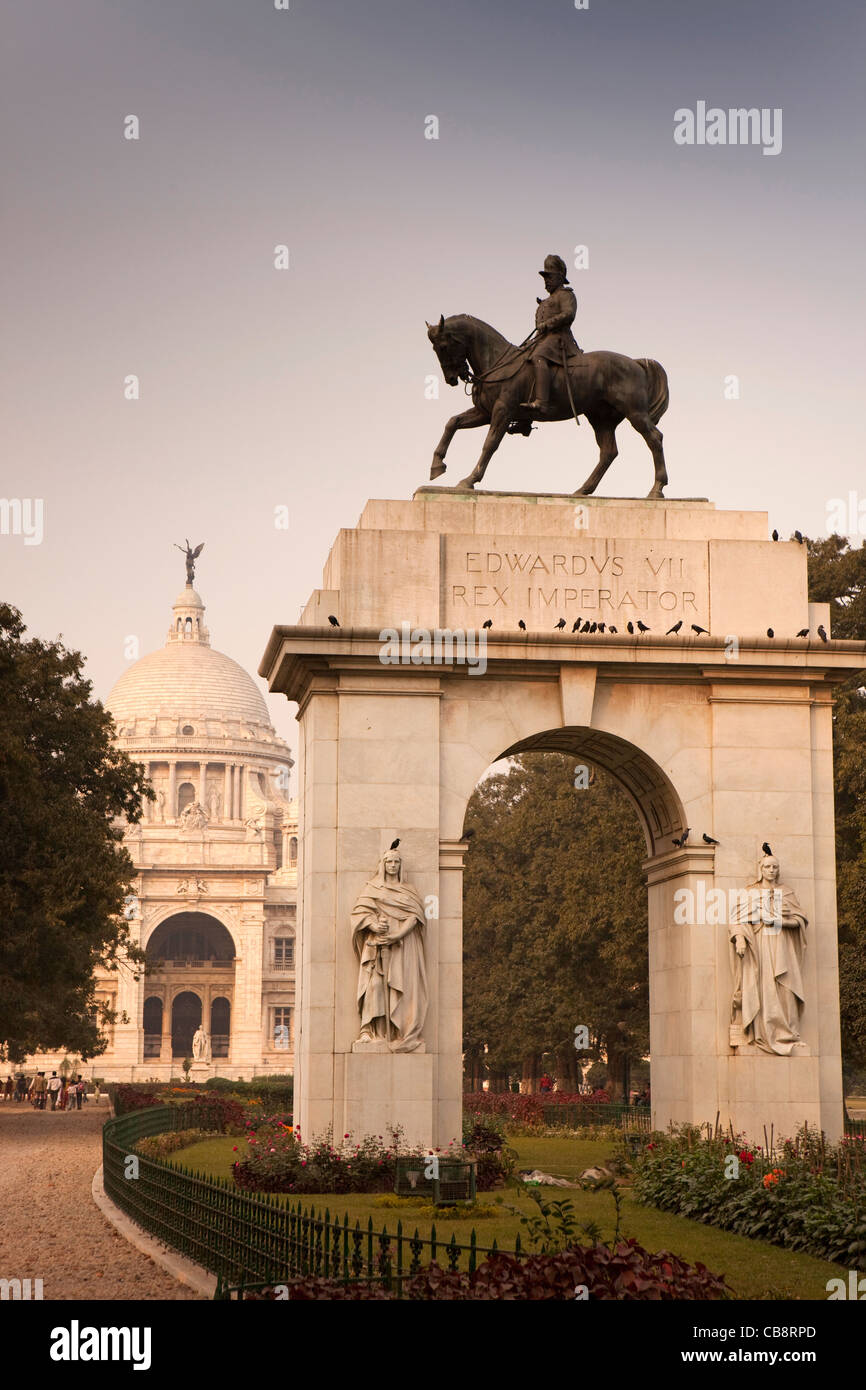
[{"x1": 539, "y1": 253, "x2": 570, "y2": 283}]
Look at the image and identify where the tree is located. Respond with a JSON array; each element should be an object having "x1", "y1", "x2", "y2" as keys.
[
  {"x1": 462, "y1": 753, "x2": 648, "y2": 1097},
  {"x1": 805, "y1": 534, "x2": 866, "y2": 1078},
  {"x1": 0, "y1": 604, "x2": 151, "y2": 1062}
]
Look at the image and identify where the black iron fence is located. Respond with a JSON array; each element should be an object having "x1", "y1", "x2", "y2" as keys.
[
  {"x1": 845, "y1": 1112, "x2": 866, "y2": 1139},
  {"x1": 542, "y1": 1102, "x2": 652, "y2": 1130},
  {"x1": 102, "y1": 1106, "x2": 524, "y2": 1299}
]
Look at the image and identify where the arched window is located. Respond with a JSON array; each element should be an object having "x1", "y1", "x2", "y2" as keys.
[
  {"x1": 211, "y1": 997, "x2": 230, "y2": 1058},
  {"x1": 143, "y1": 997, "x2": 163, "y2": 1058},
  {"x1": 184, "y1": 617, "x2": 192, "y2": 636},
  {"x1": 289, "y1": 836, "x2": 298, "y2": 863},
  {"x1": 177, "y1": 781, "x2": 195, "y2": 816},
  {"x1": 182, "y1": 725, "x2": 194, "y2": 736}
]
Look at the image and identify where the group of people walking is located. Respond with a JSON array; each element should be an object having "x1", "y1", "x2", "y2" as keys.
[{"x1": 1, "y1": 1071, "x2": 93, "y2": 1110}]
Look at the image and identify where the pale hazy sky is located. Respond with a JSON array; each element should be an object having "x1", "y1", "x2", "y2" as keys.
[{"x1": 2, "y1": 0, "x2": 864, "y2": 763}]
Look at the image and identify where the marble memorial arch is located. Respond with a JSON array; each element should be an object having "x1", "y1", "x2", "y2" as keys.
[{"x1": 261, "y1": 491, "x2": 866, "y2": 1146}]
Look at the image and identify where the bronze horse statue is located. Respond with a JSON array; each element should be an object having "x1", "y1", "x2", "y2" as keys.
[{"x1": 426, "y1": 314, "x2": 669, "y2": 497}]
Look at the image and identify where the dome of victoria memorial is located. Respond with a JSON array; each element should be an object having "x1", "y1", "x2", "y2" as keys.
[{"x1": 30, "y1": 572, "x2": 299, "y2": 1082}]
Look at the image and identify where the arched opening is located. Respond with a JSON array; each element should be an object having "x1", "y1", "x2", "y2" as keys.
[
  {"x1": 289, "y1": 836, "x2": 298, "y2": 863},
  {"x1": 498, "y1": 726, "x2": 685, "y2": 857},
  {"x1": 171, "y1": 991, "x2": 202, "y2": 1059},
  {"x1": 177, "y1": 781, "x2": 195, "y2": 816},
  {"x1": 143, "y1": 996, "x2": 163, "y2": 1059},
  {"x1": 461, "y1": 726, "x2": 690, "y2": 1121},
  {"x1": 184, "y1": 616, "x2": 192, "y2": 636},
  {"x1": 210, "y1": 997, "x2": 230, "y2": 1058},
  {"x1": 145, "y1": 912, "x2": 236, "y2": 967}
]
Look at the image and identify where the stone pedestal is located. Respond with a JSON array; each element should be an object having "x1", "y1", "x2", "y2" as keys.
[
  {"x1": 343, "y1": 1051, "x2": 434, "y2": 1148},
  {"x1": 261, "y1": 491, "x2": 866, "y2": 1145}
]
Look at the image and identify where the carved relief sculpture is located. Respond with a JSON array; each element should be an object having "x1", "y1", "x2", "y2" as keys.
[
  {"x1": 351, "y1": 848, "x2": 428, "y2": 1052},
  {"x1": 729, "y1": 854, "x2": 808, "y2": 1055},
  {"x1": 179, "y1": 801, "x2": 208, "y2": 832}
]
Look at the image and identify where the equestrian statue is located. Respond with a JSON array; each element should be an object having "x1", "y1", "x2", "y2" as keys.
[{"x1": 426, "y1": 254, "x2": 669, "y2": 497}]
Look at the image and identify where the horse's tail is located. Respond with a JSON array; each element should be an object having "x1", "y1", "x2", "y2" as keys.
[{"x1": 638, "y1": 358, "x2": 669, "y2": 424}]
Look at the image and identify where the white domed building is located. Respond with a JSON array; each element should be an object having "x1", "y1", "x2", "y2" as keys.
[{"x1": 89, "y1": 577, "x2": 299, "y2": 1080}]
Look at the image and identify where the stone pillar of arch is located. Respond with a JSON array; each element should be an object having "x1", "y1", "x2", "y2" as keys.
[{"x1": 261, "y1": 492, "x2": 866, "y2": 1147}]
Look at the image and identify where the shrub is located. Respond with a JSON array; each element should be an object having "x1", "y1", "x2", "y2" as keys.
[
  {"x1": 184, "y1": 1092, "x2": 246, "y2": 1135},
  {"x1": 135, "y1": 1128, "x2": 218, "y2": 1159},
  {"x1": 462, "y1": 1091, "x2": 610, "y2": 1132},
  {"x1": 112, "y1": 1085, "x2": 163, "y2": 1115},
  {"x1": 232, "y1": 1124, "x2": 412, "y2": 1195},
  {"x1": 631, "y1": 1124, "x2": 866, "y2": 1271},
  {"x1": 462, "y1": 1113, "x2": 518, "y2": 1190},
  {"x1": 203, "y1": 1076, "x2": 293, "y2": 1109},
  {"x1": 243, "y1": 1241, "x2": 729, "y2": 1300}
]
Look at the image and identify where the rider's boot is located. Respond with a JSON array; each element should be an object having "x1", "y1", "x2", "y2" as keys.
[{"x1": 521, "y1": 358, "x2": 553, "y2": 415}]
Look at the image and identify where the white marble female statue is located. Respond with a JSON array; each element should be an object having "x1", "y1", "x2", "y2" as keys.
[
  {"x1": 351, "y1": 849, "x2": 428, "y2": 1052},
  {"x1": 191, "y1": 1025, "x2": 210, "y2": 1061},
  {"x1": 729, "y1": 854, "x2": 807, "y2": 1055}
]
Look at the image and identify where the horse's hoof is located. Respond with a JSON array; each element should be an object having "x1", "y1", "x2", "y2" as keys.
[
  {"x1": 646, "y1": 487, "x2": 666, "y2": 500},
  {"x1": 573, "y1": 488, "x2": 590, "y2": 497},
  {"x1": 430, "y1": 460, "x2": 446, "y2": 480},
  {"x1": 455, "y1": 478, "x2": 476, "y2": 492}
]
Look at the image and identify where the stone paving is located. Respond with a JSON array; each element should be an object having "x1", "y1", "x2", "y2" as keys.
[{"x1": 0, "y1": 1102, "x2": 201, "y2": 1300}]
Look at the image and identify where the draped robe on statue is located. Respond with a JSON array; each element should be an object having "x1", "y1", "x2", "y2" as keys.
[
  {"x1": 351, "y1": 857, "x2": 428, "y2": 1052},
  {"x1": 729, "y1": 879, "x2": 807, "y2": 1055}
]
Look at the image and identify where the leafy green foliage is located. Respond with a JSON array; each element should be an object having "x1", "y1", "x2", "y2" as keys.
[
  {"x1": 805, "y1": 536, "x2": 866, "y2": 1074},
  {"x1": 460, "y1": 1115, "x2": 518, "y2": 1188},
  {"x1": 632, "y1": 1124, "x2": 866, "y2": 1269},
  {"x1": 0, "y1": 604, "x2": 152, "y2": 1062}
]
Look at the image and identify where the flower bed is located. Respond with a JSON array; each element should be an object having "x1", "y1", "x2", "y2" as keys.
[
  {"x1": 232, "y1": 1114, "x2": 517, "y2": 1197},
  {"x1": 231, "y1": 1123, "x2": 428, "y2": 1195},
  {"x1": 462, "y1": 1090, "x2": 611, "y2": 1131},
  {"x1": 631, "y1": 1125, "x2": 866, "y2": 1270}
]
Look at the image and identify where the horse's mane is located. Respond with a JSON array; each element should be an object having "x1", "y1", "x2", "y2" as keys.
[{"x1": 445, "y1": 314, "x2": 515, "y2": 353}]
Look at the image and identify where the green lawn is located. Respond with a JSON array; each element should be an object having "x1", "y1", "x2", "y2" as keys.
[{"x1": 165, "y1": 1133, "x2": 847, "y2": 1299}]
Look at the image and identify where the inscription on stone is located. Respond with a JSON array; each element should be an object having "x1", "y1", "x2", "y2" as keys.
[{"x1": 443, "y1": 538, "x2": 709, "y2": 624}]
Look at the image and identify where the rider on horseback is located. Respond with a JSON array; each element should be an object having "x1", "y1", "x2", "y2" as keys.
[{"x1": 521, "y1": 253, "x2": 583, "y2": 416}]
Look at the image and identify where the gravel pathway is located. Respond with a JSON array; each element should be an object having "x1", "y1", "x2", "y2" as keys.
[{"x1": 0, "y1": 1102, "x2": 201, "y2": 1300}]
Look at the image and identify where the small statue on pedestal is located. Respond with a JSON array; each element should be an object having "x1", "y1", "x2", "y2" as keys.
[
  {"x1": 729, "y1": 853, "x2": 808, "y2": 1055},
  {"x1": 351, "y1": 847, "x2": 428, "y2": 1053}
]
